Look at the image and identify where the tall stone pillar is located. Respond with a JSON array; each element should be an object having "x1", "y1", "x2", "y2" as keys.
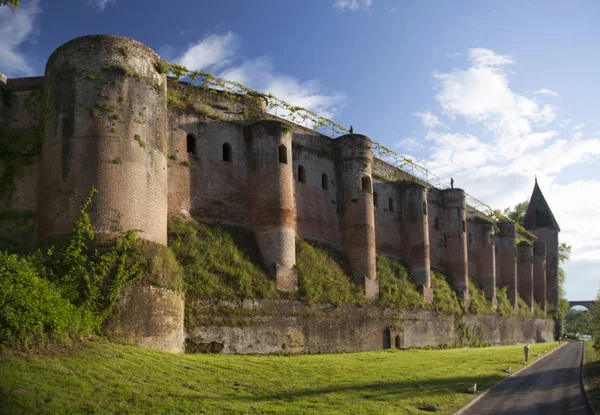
[
  {"x1": 249, "y1": 120, "x2": 297, "y2": 292},
  {"x1": 533, "y1": 228, "x2": 559, "y2": 311},
  {"x1": 441, "y1": 189, "x2": 469, "y2": 306},
  {"x1": 496, "y1": 222, "x2": 518, "y2": 310},
  {"x1": 474, "y1": 219, "x2": 496, "y2": 308},
  {"x1": 336, "y1": 134, "x2": 378, "y2": 300},
  {"x1": 533, "y1": 242, "x2": 547, "y2": 314},
  {"x1": 517, "y1": 242, "x2": 534, "y2": 314},
  {"x1": 400, "y1": 183, "x2": 432, "y2": 303}
]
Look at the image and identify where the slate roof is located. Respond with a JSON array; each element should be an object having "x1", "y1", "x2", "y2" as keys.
[{"x1": 523, "y1": 179, "x2": 560, "y2": 232}]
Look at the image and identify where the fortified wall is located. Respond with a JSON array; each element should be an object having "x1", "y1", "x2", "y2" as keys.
[{"x1": 0, "y1": 35, "x2": 560, "y2": 353}]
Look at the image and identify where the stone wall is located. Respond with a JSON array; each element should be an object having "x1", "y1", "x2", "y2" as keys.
[{"x1": 185, "y1": 299, "x2": 555, "y2": 354}]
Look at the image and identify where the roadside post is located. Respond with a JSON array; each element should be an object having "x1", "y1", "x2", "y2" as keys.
[{"x1": 524, "y1": 344, "x2": 530, "y2": 362}]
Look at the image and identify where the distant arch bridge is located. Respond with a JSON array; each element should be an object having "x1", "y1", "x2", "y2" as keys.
[{"x1": 569, "y1": 301, "x2": 595, "y2": 312}]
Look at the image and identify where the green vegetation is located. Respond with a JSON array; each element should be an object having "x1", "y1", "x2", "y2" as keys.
[
  {"x1": 468, "y1": 278, "x2": 495, "y2": 315},
  {"x1": 0, "y1": 339, "x2": 559, "y2": 414},
  {"x1": 119, "y1": 45, "x2": 129, "y2": 57},
  {"x1": 377, "y1": 255, "x2": 426, "y2": 311},
  {"x1": 134, "y1": 134, "x2": 147, "y2": 148},
  {"x1": 157, "y1": 60, "x2": 170, "y2": 74},
  {"x1": 584, "y1": 342, "x2": 600, "y2": 413},
  {"x1": 168, "y1": 218, "x2": 275, "y2": 303},
  {"x1": 533, "y1": 301, "x2": 546, "y2": 319},
  {"x1": 111, "y1": 156, "x2": 122, "y2": 165},
  {"x1": 296, "y1": 240, "x2": 364, "y2": 306},
  {"x1": 517, "y1": 295, "x2": 533, "y2": 318},
  {"x1": 565, "y1": 308, "x2": 593, "y2": 339},
  {"x1": 0, "y1": 0, "x2": 19, "y2": 11},
  {"x1": 0, "y1": 125, "x2": 43, "y2": 200},
  {"x1": 431, "y1": 271, "x2": 464, "y2": 315},
  {"x1": 86, "y1": 72, "x2": 95, "y2": 81},
  {"x1": 496, "y1": 286, "x2": 515, "y2": 316}
]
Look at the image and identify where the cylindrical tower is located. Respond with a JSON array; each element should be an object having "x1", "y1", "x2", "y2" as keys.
[
  {"x1": 441, "y1": 188, "x2": 469, "y2": 306},
  {"x1": 532, "y1": 228, "x2": 559, "y2": 311},
  {"x1": 496, "y1": 222, "x2": 518, "y2": 310},
  {"x1": 533, "y1": 242, "x2": 547, "y2": 314},
  {"x1": 474, "y1": 219, "x2": 496, "y2": 308},
  {"x1": 400, "y1": 183, "x2": 432, "y2": 303},
  {"x1": 336, "y1": 134, "x2": 378, "y2": 300},
  {"x1": 249, "y1": 120, "x2": 297, "y2": 291},
  {"x1": 39, "y1": 35, "x2": 168, "y2": 244},
  {"x1": 517, "y1": 242, "x2": 534, "y2": 315}
]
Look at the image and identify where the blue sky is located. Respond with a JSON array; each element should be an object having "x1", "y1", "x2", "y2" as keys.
[{"x1": 2, "y1": 0, "x2": 599, "y2": 301}]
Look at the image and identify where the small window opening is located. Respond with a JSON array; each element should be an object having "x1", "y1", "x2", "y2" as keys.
[
  {"x1": 489, "y1": 234, "x2": 494, "y2": 245},
  {"x1": 394, "y1": 335, "x2": 401, "y2": 349},
  {"x1": 456, "y1": 207, "x2": 461, "y2": 219},
  {"x1": 298, "y1": 165, "x2": 306, "y2": 183},
  {"x1": 468, "y1": 232, "x2": 472, "y2": 244},
  {"x1": 186, "y1": 134, "x2": 196, "y2": 154},
  {"x1": 321, "y1": 173, "x2": 329, "y2": 190},
  {"x1": 278, "y1": 145, "x2": 287, "y2": 164},
  {"x1": 434, "y1": 217, "x2": 439, "y2": 230},
  {"x1": 495, "y1": 246, "x2": 498, "y2": 254},
  {"x1": 373, "y1": 192, "x2": 379, "y2": 207},
  {"x1": 361, "y1": 176, "x2": 372, "y2": 192},
  {"x1": 388, "y1": 198, "x2": 394, "y2": 213},
  {"x1": 462, "y1": 220, "x2": 466, "y2": 233},
  {"x1": 423, "y1": 201, "x2": 427, "y2": 216},
  {"x1": 222, "y1": 143, "x2": 232, "y2": 162}
]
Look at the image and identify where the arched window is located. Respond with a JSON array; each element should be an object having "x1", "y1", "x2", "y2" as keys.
[
  {"x1": 423, "y1": 201, "x2": 427, "y2": 216},
  {"x1": 373, "y1": 192, "x2": 379, "y2": 207},
  {"x1": 222, "y1": 143, "x2": 232, "y2": 162},
  {"x1": 462, "y1": 220, "x2": 466, "y2": 233},
  {"x1": 388, "y1": 198, "x2": 394, "y2": 213},
  {"x1": 278, "y1": 145, "x2": 287, "y2": 164},
  {"x1": 395, "y1": 335, "x2": 401, "y2": 348},
  {"x1": 361, "y1": 176, "x2": 371, "y2": 192},
  {"x1": 186, "y1": 134, "x2": 196, "y2": 154},
  {"x1": 321, "y1": 173, "x2": 329, "y2": 190},
  {"x1": 434, "y1": 217, "x2": 439, "y2": 230},
  {"x1": 298, "y1": 165, "x2": 306, "y2": 183}
]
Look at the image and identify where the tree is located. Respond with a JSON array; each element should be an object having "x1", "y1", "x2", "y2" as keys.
[
  {"x1": 565, "y1": 309, "x2": 593, "y2": 339},
  {"x1": 503, "y1": 200, "x2": 529, "y2": 225},
  {"x1": 0, "y1": 1, "x2": 19, "y2": 10}
]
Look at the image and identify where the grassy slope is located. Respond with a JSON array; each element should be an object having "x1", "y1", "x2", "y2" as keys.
[
  {"x1": 584, "y1": 341, "x2": 600, "y2": 413},
  {"x1": 0, "y1": 340, "x2": 559, "y2": 415}
]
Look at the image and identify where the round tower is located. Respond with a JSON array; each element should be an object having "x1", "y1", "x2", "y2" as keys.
[
  {"x1": 496, "y1": 222, "x2": 518, "y2": 310},
  {"x1": 517, "y1": 242, "x2": 534, "y2": 315},
  {"x1": 39, "y1": 35, "x2": 168, "y2": 244},
  {"x1": 474, "y1": 219, "x2": 496, "y2": 308},
  {"x1": 39, "y1": 35, "x2": 182, "y2": 353},
  {"x1": 400, "y1": 183, "x2": 432, "y2": 303},
  {"x1": 533, "y1": 242, "x2": 547, "y2": 315},
  {"x1": 441, "y1": 188, "x2": 469, "y2": 306},
  {"x1": 336, "y1": 134, "x2": 378, "y2": 300},
  {"x1": 248, "y1": 120, "x2": 297, "y2": 291}
]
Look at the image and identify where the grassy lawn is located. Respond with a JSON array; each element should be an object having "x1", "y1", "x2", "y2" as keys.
[
  {"x1": 583, "y1": 341, "x2": 600, "y2": 413},
  {"x1": 0, "y1": 340, "x2": 559, "y2": 415}
]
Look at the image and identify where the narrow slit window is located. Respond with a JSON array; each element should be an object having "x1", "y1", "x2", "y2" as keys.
[
  {"x1": 373, "y1": 192, "x2": 379, "y2": 207},
  {"x1": 388, "y1": 198, "x2": 394, "y2": 212},
  {"x1": 186, "y1": 134, "x2": 196, "y2": 154},
  {"x1": 462, "y1": 220, "x2": 466, "y2": 233},
  {"x1": 434, "y1": 217, "x2": 439, "y2": 230},
  {"x1": 361, "y1": 176, "x2": 372, "y2": 192},
  {"x1": 298, "y1": 165, "x2": 306, "y2": 183},
  {"x1": 278, "y1": 145, "x2": 287, "y2": 164},
  {"x1": 468, "y1": 232, "x2": 472, "y2": 244},
  {"x1": 321, "y1": 173, "x2": 329, "y2": 190},
  {"x1": 222, "y1": 143, "x2": 232, "y2": 162},
  {"x1": 423, "y1": 201, "x2": 427, "y2": 216},
  {"x1": 489, "y1": 234, "x2": 494, "y2": 245}
]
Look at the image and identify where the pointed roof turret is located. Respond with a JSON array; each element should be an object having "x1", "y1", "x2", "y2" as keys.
[{"x1": 523, "y1": 178, "x2": 560, "y2": 232}]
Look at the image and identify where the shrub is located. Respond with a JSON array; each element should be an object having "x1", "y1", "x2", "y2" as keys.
[
  {"x1": 517, "y1": 295, "x2": 533, "y2": 318},
  {"x1": 168, "y1": 218, "x2": 275, "y2": 301},
  {"x1": 431, "y1": 271, "x2": 463, "y2": 315},
  {"x1": 377, "y1": 255, "x2": 426, "y2": 311},
  {"x1": 533, "y1": 301, "x2": 546, "y2": 318},
  {"x1": 296, "y1": 240, "x2": 365, "y2": 306},
  {"x1": 468, "y1": 278, "x2": 495, "y2": 315},
  {"x1": 496, "y1": 286, "x2": 516, "y2": 316}
]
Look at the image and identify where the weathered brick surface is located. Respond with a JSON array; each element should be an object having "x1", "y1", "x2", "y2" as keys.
[
  {"x1": 533, "y1": 242, "x2": 547, "y2": 314},
  {"x1": 496, "y1": 222, "x2": 518, "y2": 309},
  {"x1": 441, "y1": 189, "x2": 469, "y2": 304},
  {"x1": 372, "y1": 179, "x2": 402, "y2": 258},
  {"x1": 533, "y1": 227, "x2": 559, "y2": 310},
  {"x1": 474, "y1": 220, "x2": 497, "y2": 306},
  {"x1": 517, "y1": 244, "x2": 534, "y2": 313}
]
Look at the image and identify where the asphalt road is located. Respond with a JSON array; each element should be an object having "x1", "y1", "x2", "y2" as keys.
[{"x1": 461, "y1": 341, "x2": 592, "y2": 415}]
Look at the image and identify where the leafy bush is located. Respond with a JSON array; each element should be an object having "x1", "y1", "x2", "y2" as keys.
[
  {"x1": 431, "y1": 271, "x2": 464, "y2": 315},
  {"x1": 496, "y1": 286, "x2": 516, "y2": 316},
  {"x1": 468, "y1": 278, "x2": 495, "y2": 315},
  {"x1": 0, "y1": 252, "x2": 94, "y2": 348},
  {"x1": 296, "y1": 240, "x2": 365, "y2": 306},
  {"x1": 517, "y1": 295, "x2": 533, "y2": 318},
  {"x1": 532, "y1": 301, "x2": 546, "y2": 318},
  {"x1": 377, "y1": 255, "x2": 427, "y2": 311},
  {"x1": 168, "y1": 218, "x2": 275, "y2": 301}
]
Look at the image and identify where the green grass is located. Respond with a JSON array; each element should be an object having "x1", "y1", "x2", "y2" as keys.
[
  {"x1": 0, "y1": 339, "x2": 560, "y2": 415},
  {"x1": 296, "y1": 240, "x2": 365, "y2": 306},
  {"x1": 377, "y1": 255, "x2": 427, "y2": 311},
  {"x1": 584, "y1": 341, "x2": 600, "y2": 413}
]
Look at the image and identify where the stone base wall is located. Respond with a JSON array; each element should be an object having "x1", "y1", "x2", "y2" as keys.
[{"x1": 185, "y1": 299, "x2": 555, "y2": 354}]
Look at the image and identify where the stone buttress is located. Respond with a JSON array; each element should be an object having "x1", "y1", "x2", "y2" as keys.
[
  {"x1": 474, "y1": 219, "x2": 496, "y2": 309},
  {"x1": 533, "y1": 242, "x2": 547, "y2": 315},
  {"x1": 517, "y1": 242, "x2": 534, "y2": 315},
  {"x1": 496, "y1": 222, "x2": 518, "y2": 310}
]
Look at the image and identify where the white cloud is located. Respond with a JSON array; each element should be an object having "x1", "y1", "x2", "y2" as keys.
[
  {"x1": 87, "y1": 0, "x2": 116, "y2": 11},
  {"x1": 0, "y1": 0, "x2": 41, "y2": 76},
  {"x1": 333, "y1": 0, "x2": 373, "y2": 11},
  {"x1": 177, "y1": 32, "x2": 239, "y2": 71},
  {"x1": 395, "y1": 137, "x2": 423, "y2": 151},
  {"x1": 468, "y1": 48, "x2": 514, "y2": 67},
  {"x1": 573, "y1": 123, "x2": 585, "y2": 131},
  {"x1": 533, "y1": 88, "x2": 559, "y2": 97},
  {"x1": 171, "y1": 32, "x2": 345, "y2": 127},
  {"x1": 414, "y1": 111, "x2": 448, "y2": 129}
]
